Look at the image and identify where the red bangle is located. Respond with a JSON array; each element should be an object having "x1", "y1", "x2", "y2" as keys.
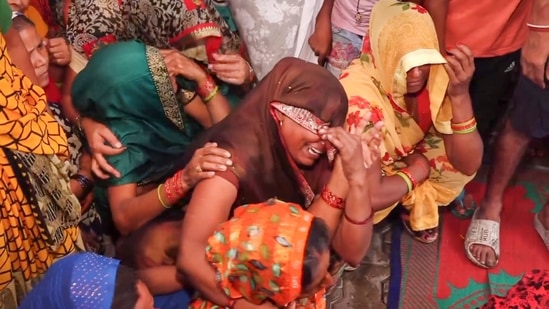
[
  {"x1": 227, "y1": 299, "x2": 236, "y2": 309},
  {"x1": 398, "y1": 169, "x2": 418, "y2": 189},
  {"x1": 320, "y1": 185, "x2": 345, "y2": 209},
  {"x1": 164, "y1": 179, "x2": 176, "y2": 203},
  {"x1": 197, "y1": 75, "x2": 217, "y2": 101},
  {"x1": 344, "y1": 208, "x2": 374, "y2": 225}
]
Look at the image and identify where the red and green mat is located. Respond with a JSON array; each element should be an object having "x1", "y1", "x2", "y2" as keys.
[{"x1": 388, "y1": 169, "x2": 549, "y2": 308}]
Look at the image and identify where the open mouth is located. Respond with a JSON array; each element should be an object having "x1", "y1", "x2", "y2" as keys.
[{"x1": 308, "y1": 146, "x2": 323, "y2": 155}]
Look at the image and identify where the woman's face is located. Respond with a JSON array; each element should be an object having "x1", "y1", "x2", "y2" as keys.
[
  {"x1": 406, "y1": 64, "x2": 430, "y2": 94},
  {"x1": 134, "y1": 221, "x2": 180, "y2": 269},
  {"x1": 276, "y1": 111, "x2": 328, "y2": 167},
  {"x1": 299, "y1": 250, "x2": 333, "y2": 298},
  {"x1": 134, "y1": 280, "x2": 155, "y2": 309},
  {"x1": 19, "y1": 26, "x2": 50, "y2": 88}
]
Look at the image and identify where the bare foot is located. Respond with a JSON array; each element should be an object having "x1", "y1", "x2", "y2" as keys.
[{"x1": 468, "y1": 200, "x2": 502, "y2": 268}]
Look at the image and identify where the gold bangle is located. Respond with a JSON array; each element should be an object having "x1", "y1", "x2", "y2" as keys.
[
  {"x1": 395, "y1": 171, "x2": 413, "y2": 193},
  {"x1": 157, "y1": 184, "x2": 170, "y2": 209},
  {"x1": 203, "y1": 86, "x2": 219, "y2": 103}
]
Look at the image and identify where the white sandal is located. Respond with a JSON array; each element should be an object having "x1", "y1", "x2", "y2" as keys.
[
  {"x1": 534, "y1": 212, "x2": 549, "y2": 251},
  {"x1": 464, "y1": 209, "x2": 500, "y2": 268}
]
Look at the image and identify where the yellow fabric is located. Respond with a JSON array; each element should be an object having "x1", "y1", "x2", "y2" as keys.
[
  {"x1": 0, "y1": 33, "x2": 81, "y2": 308},
  {"x1": 25, "y1": 6, "x2": 48, "y2": 38},
  {"x1": 341, "y1": 0, "x2": 473, "y2": 231}
]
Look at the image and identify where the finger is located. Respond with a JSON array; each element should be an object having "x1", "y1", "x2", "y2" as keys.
[
  {"x1": 212, "y1": 53, "x2": 241, "y2": 64},
  {"x1": 203, "y1": 142, "x2": 218, "y2": 148},
  {"x1": 317, "y1": 53, "x2": 327, "y2": 66},
  {"x1": 91, "y1": 159, "x2": 110, "y2": 179},
  {"x1": 455, "y1": 44, "x2": 474, "y2": 67},
  {"x1": 349, "y1": 117, "x2": 369, "y2": 135},
  {"x1": 531, "y1": 61, "x2": 547, "y2": 89},
  {"x1": 100, "y1": 130, "x2": 124, "y2": 149},
  {"x1": 209, "y1": 63, "x2": 242, "y2": 74},
  {"x1": 93, "y1": 154, "x2": 121, "y2": 178},
  {"x1": 445, "y1": 51, "x2": 465, "y2": 73},
  {"x1": 47, "y1": 38, "x2": 65, "y2": 47},
  {"x1": 199, "y1": 161, "x2": 229, "y2": 172},
  {"x1": 443, "y1": 62, "x2": 458, "y2": 82},
  {"x1": 203, "y1": 146, "x2": 232, "y2": 159},
  {"x1": 91, "y1": 143, "x2": 126, "y2": 156}
]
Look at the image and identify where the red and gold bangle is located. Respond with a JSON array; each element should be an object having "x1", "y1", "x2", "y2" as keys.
[
  {"x1": 394, "y1": 171, "x2": 413, "y2": 193},
  {"x1": 197, "y1": 75, "x2": 218, "y2": 103},
  {"x1": 344, "y1": 208, "x2": 374, "y2": 225},
  {"x1": 398, "y1": 169, "x2": 418, "y2": 190},
  {"x1": 451, "y1": 117, "x2": 477, "y2": 131},
  {"x1": 163, "y1": 179, "x2": 176, "y2": 205},
  {"x1": 320, "y1": 185, "x2": 345, "y2": 210}
]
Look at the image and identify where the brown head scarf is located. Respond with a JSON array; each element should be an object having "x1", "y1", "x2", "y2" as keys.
[{"x1": 182, "y1": 57, "x2": 348, "y2": 208}]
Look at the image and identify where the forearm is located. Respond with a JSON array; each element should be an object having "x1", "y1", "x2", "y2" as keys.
[
  {"x1": 205, "y1": 93, "x2": 231, "y2": 124},
  {"x1": 366, "y1": 159, "x2": 408, "y2": 211},
  {"x1": 531, "y1": 0, "x2": 549, "y2": 23},
  {"x1": 317, "y1": 0, "x2": 335, "y2": 20},
  {"x1": 308, "y1": 171, "x2": 348, "y2": 237},
  {"x1": 61, "y1": 68, "x2": 80, "y2": 123},
  {"x1": 178, "y1": 249, "x2": 230, "y2": 306},
  {"x1": 331, "y1": 181, "x2": 373, "y2": 266},
  {"x1": 443, "y1": 95, "x2": 483, "y2": 175},
  {"x1": 138, "y1": 266, "x2": 183, "y2": 295},
  {"x1": 424, "y1": 0, "x2": 449, "y2": 52}
]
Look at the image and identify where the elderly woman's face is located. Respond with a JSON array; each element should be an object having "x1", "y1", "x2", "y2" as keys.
[{"x1": 406, "y1": 64, "x2": 430, "y2": 94}]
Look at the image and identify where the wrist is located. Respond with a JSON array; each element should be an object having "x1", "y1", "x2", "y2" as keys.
[{"x1": 449, "y1": 92, "x2": 471, "y2": 104}]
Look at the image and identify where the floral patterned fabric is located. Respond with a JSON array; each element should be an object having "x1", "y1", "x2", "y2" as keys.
[
  {"x1": 189, "y1": 199, "x2": 325, "y2": 308},
  {"x1": 339, "y1": 0, "x2": 474, "y2": 231},
  {"x1": 482, "y1": 270, "x2": 549, "y2": 308}
]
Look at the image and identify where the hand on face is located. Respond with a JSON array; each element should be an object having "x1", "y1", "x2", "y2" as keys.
[
  {"x1": 182, "y1": 142, "x2": 232, "y2": 189},
  {"x1": 444, "y1": 44, "x2": 475, "y2": 98},
  {"x1": 319, "y1": 127, "x2": 367, "y2": 184},
  {"x1": 47, "y1": 37, "x2": 71, "y2": 66},
  {"x1": 160, "y1": 49, "x2": 208, "y2": 84},
  {"x1": 208, "y1": 53, "x2": 253, "y2": 85},
  {"x1": 349, "y1": 112, "x2": 384, "y2": 168}
]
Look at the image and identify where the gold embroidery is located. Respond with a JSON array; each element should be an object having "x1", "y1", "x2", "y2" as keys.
[{"x1": 145, "y1": 46, "x2": 185, "y2": 131}]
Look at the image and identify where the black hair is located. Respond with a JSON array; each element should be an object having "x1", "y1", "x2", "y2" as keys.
[
  {"x1": 301, "y1": 217, "x2": 330, "y2": 290},
  {"x1": 110, "y1": 264, "x2": 140, "y2": 309},
  {"x1": 11, "y1": 14, "x2": 35, "y2": 32}
]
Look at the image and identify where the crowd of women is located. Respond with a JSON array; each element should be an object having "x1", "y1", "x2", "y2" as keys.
[{"x1": 0, "y1": 0, "x2": 548, "y2": 308}]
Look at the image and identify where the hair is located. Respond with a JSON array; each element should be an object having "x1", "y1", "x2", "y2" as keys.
[
  {"x1": 110, "y1": 264, "x2": 140, "y2": 309},
  {"x1": 11, "y1": 14, "x2": 35, "y2": 32},
  {"x1": 301, "y1": 217, "x2": 330, "y2": 290}
]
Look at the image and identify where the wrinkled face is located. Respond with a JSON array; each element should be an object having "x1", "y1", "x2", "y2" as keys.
[
  {"x1": 8, "y1": 0, "x2": 29, "y2": 12},
  {"x1": 135, "y1": 221, "x2": 181, "y2": 269},
  {"x1": 134, "y1": 280, "x2": 155, "y2": 309},
  {"x1": 406, "y1": 64, "x2": 430, "y2": 94},
  {"x1": 19, "y1": 26, "x2": 50, "y2": 88},
  {"x1": 299, "y1": 250, "x2": 333, "y2": 298},
  {"x1": 273, "y1": 103, "x2": 330, "y2": 167}
]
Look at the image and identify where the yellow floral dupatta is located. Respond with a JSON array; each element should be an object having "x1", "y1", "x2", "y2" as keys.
[{"x1": 341, "y1": 0, "x2": 469, "y2": 230}]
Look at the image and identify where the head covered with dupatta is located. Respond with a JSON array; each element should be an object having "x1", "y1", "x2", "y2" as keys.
[
  {"x1": 189, "y1": 199, "x2": 331, "y2": 308},
  {"x1": 181, "y1": 57, "x2": 348, "y2": 208},
  {"x1": 341, "y1": 0, "x2": 452, "y2": 164}
]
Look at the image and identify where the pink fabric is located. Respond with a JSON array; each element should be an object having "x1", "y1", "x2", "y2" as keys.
[{"x1": 331, "y1": 0, "x2": 378, "y2": 36}]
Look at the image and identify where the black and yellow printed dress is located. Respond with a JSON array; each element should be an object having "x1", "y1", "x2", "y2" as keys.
[{"x1": 0, "y1": 2, "x2": 83, "y2": 307}]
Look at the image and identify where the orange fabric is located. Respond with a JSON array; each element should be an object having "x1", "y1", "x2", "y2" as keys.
[
  {"x1": 444, "y1": 0, "x2": 532, "y2": 57},
  {"x1": 25, "y1": 5, "x2": 48, "y2": 37},
  {"x1": 189, "y1": 199, "x2": 325, "y2": 308}
]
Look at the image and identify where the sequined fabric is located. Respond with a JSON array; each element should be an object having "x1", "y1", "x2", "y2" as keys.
[{"x1": 18, "y1": 253, "x2": 119, "y2": 309}]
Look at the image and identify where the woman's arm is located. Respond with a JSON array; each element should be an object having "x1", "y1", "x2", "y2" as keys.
[
  {"x1": 441, "y1": 45, "x2": 483, "y2": 175},
  {"x1": 60, "y1": 67, "x2": 80, "y2": 123},
  {"x1": 308, "y1": 0, "x2": 335, "y2": 66},
  {"x1": 109, "y1": 144, "x2": 232, "y2": 235},
  {"x1": 177, "y1": 176, "x2": 238, "y2": 306},
  {"x1": 424, "y1": 0, "x2": 449, "y2": 53}
]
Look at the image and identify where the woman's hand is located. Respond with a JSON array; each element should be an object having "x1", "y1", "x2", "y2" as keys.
[
  {"x1": 402, "y1": 153, "x2": 430, "y2": 183},
  {"x1": 80, "y1": 117, "x2": 125, "y2": 179},
  {"x1": 181, "y1": 143, "x2": 233, "y2": 189},
  {"x1": 320, "y1": 127, "x2": 366, "y2": 185},
  {"x1": 444, "y1": 44, "x2": 475, "y2": 99},
  {"x1": 208, "y1": 53, "x2": 253, "y2": 85},
  {"x1": 352, "y1": 113, "x2": 384, "y2": 168},
  {"x1": 47, "y1": 37, "x2": 71, "y2": 66},
  {"x1": 308, "y1": 11, "x2": 332, "y2": 66},
  {"x1": 521, "y1": 30, "x2": 549, "y2": 88},
  {"x1": 160, "y1": 49, "x2": 208, "y2": 83}
]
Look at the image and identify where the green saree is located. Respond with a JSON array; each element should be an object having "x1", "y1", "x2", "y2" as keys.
[{"x1": 72, "y1": 41, "x2": 201, "y2": 188}]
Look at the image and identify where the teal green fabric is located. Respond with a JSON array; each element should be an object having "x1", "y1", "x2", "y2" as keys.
[
  {"x1": 0, "y1": 0, "x2": 12, "y2": 34},
  {"x1": 72, "y1": 40, "x2": 201, "y2": 187}
]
